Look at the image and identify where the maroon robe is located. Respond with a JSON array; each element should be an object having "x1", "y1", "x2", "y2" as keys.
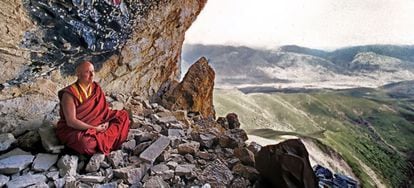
[{"x1": 56, "y1": 82, "x2": 130, "y2": 155}]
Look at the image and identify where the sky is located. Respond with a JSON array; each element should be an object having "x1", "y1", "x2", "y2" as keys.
[{"x1": 184, "y1": 0, "x2": 414, "y2": 49}]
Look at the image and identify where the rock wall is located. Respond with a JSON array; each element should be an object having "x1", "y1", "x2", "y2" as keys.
[{"x1": 0, "y1": 0, "x2": 207, "y2": 134}]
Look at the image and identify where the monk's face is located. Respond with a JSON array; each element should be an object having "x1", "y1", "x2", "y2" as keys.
[{"x1": 76, "y1": 62, "x2": 95, "y2": 85}]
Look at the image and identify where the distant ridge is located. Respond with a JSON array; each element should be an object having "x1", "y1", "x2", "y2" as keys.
[{"x1": 182, "y1": 44, "x2": 414, "y2": 88}]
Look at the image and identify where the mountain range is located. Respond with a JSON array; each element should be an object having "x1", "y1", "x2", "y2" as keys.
[{"x1": 182, "y1": 44, "x2": 414, "y2": 89}]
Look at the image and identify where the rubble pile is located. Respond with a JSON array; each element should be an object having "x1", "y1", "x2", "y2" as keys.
[{"x1": 0, "y1": 94, "x2": 260, "y2": 187}]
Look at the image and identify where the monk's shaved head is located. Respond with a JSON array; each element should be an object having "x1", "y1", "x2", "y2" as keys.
[
  {"x1": 76, "y1": 61, "x2": 94, "y2": 74},
  {"x1": 76, "y1": 61, "x2": 95, "y2": 85}
]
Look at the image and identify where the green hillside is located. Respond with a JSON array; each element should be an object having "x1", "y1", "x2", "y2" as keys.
[{"x1": 214, "y1": 88, "x2": 414, "y2": 187}]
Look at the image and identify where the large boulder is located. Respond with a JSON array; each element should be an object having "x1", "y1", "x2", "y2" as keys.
[
  {"x1": 159, "y1": 57, "x2": 215, "y2": 119},
  {"x1": 255, "y1": 139, "x2": 317, "y2": 188}
]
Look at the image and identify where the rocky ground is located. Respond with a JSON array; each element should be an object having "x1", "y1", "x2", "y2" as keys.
[{"x1": 0, "y1": 93, "x2": 261, "y2": 187}]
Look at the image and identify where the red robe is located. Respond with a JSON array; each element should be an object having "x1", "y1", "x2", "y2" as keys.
[{"x1": 56, "y1": 82, "x2": 130, "y2": 155}]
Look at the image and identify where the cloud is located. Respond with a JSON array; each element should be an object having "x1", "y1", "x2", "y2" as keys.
[{"x1": 185, "y1": 0, "x2": 414, "y2": 49}]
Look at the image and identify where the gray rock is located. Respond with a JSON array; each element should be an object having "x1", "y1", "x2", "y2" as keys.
[
  {"x1": 79, "y1": 175, "x2": 106, "y2": 183},
  {"x1": 198, "y1": 159, "x2": 207, "y2": 165},
  {"x1": 151, "y1": 164, "x2": 170, "y2": 175},
  {"x1": 113, "y1": 165, "x2": 148, "y2": 184},
  {"x1": 128, "y1": 156, "x2": 141, "y2": 164},
  {"x1": 199, "y1": 133, "x2": 216, "y2": 148},
  {"x1": 175, "y1": 164, "x2": 195, "y2": 177},
  {"x1": 85, "y1": 153, "x2": 105, "y2": 172},
  {"x1": 16, "y1": 131, "x2": 41, "y2": 151},
  {"x1": 49, "y1": 166, "x2": 58, "y2": 171},
  {"x1": 184, "y1": 154, "x2": 195, "y2": 163},
  {"x1": 63, "y1": 176, "x2": 77, "y2": 188},
  {"x1": 200, "y1": 159, "x2": 234, "y2": 186},
  {"x1": 169, "y1": 122, "x2": 184, "y2": 129},
  {"x1": 152, "y1": 124, "x2": 163, "y2": 133},
  {"x1": 0, "y1": 174, "x2": 9, "y2": 187},
  {"x1": 177, "y1": 141, "x2": 200, "y2": 155},
  {"x1": 155, "y1": 149, "x2": 171, "y2": 163},
  {"x1": 143, "y1": 176, "x2": 170, "y2": 188},
  {"x1": 38, "y1": 126, "x2": 64, "y2": 153},
  {"x1": 54, "y1": 178, "x2": 65, "y2": 188},
  {"x1": 169, "y1": 137, "x2": 181, "y2": 148},
  {"x1": 0, "y1": 155, "x2": 34, "y2": 174},
  {"x1": 159, "y1": 169, "x2": 174, "y2": 180},
  {"x1": 0, "y1": 133, "x2": 16, "y2": 152},
  {"x1": 27, "y1": 182, "x2": 49, "y2": 188},
  {"x1": 154, "y1": 112, "x2": 178, "y2": 124},
  {"x1": 6, "y1": 174, "x2": 47, "y2": 188},
  {"x1": 0, "y1": 148, "x2": 31, "y2": 160},
  {"x1": 46, "y1": 171, "x2": 59, "y2": 180},
  {"x1": 196, "y1": 151, "x2": 213, "y2": 160},
  {"x1": 139, "y1": 136, "x2": 170, "y2": 164},
  {"x1": 151, "y1": 164, "x2": 174, "y2": 179},
  {"x1": 121, "y1": 139, "x2": 136, "y2": 151},
  {"x1": 103, "y1": 168, "x2": 114, "y2": 181},
  {"x1": 100, "y1": 160, "x2": 111, "y2": 169},
  {"x1": 168, "y1": 129, "x2": 185, "y2": 138},
  {"x1": 57, "y1": 155, "x2": 78, "y2": 177},
  {"x1": 95, "y1": 182, "x2": 118, "y2": 188},
  {"x1": 134, "y1": 131, "x2": 156, "y2": 143},
  {"x1": 32, "y1": 153, "x2": 58, "y2": 172},
  {"x1": 131, "y1": 116, "x2": 145, "y2": 129},
  {"x1": 108, "y1": 150, "x2": 125, "y2": 169},
  {"x1": 168, "y1": 154, "x2": 184, "y2": 164},
  {"x1": 166, "y1": 161, "x2": 178, "y2": 169},
  {"x1": 127, "y1": 129, "x2": 143, "y2": 141}
]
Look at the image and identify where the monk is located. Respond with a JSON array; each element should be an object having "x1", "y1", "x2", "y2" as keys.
[{"x1": 56, "y1": 61, "x2": 130, "y2": 155}]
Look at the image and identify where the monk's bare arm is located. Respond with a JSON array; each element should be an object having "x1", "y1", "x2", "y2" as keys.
[{"x1": 61, "y1": 92, "x2": 97, "y2": 130}]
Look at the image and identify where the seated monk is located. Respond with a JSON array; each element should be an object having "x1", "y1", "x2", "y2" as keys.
[{"x1": 56, "y1": 61, "x2": 130, "y2": 155}]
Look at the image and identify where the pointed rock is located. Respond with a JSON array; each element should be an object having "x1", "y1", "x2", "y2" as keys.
[{"x1": 160, "y1": 57, "x2": 215, "y2": 119}]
